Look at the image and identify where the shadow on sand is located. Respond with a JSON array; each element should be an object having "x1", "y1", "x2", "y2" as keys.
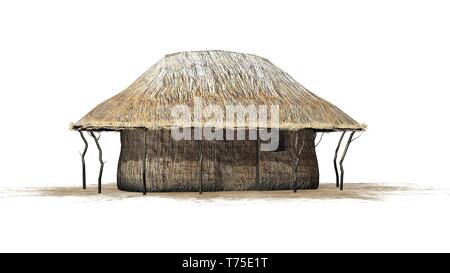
[{"x1": 7, "y1": 183, "x2": 423, "y2": 201}]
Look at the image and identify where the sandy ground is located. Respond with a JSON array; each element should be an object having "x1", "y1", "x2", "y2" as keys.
[
  {"x1": 0, "y1": 182, "x2": 426, "y2": 201},
  {"x1": 0, "y1": 182, "x2": 448, "y2": 252}
]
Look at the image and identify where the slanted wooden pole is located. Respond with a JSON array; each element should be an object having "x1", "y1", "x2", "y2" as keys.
[
  {"x1": 79, "y1": 131, "x2": 88, "y2": 189},
  {"x1": 291, "y1": 130, "x2": 306, "y2": 193},
  {"x1": 142, "y1": 129, "x2": 147, "y2": 195},
  {"x1": 315, "y1": 132, "x2": 324, "y2": 147},
  {"x1": 198, "y1": 140, "x2": 203, "y2": 194},
  {"x1": 256, "y1": 129, "x2": 260, "y2": 189},
  {"x1": 334, "y1": 132, "x2": 346, "y2": 188},
  {"x1": 339, "y1": 131, "x2": 356, "y2": 191},
  {"x1": 89, "y1": 132, "x2": 104, "y2": 194}
]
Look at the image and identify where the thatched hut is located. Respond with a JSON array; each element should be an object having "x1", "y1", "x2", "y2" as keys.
[{"x1": 72, "y1": 50, "x2": 365, "y2": 194}]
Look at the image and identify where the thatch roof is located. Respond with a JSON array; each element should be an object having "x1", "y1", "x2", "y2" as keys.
[{"x1": 73, "y1": 50, "x2": 366, "y2": 131}]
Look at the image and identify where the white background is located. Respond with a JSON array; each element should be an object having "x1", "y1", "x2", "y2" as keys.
[{"x1": 0, "y1": 0, "x2": 449, "y2": 252}]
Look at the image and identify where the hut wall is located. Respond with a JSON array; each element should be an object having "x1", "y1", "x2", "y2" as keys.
[{"x1": 117, "y1": 129, "x2": 319, "y2": 192}]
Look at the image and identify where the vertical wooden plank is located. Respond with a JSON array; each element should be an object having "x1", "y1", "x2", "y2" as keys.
[
  {"x1": 256, "y1": 129, "x2": 260, "y2": 189},
  {"x1": 142, "y1": 129, "x2": 147, "y2": 195},
  {"x1": 198, "y1": 140, "x2": 203, "y2": 194},
  {"x1": 292, "y1": 130, "x2": 306, "y2": 193}
]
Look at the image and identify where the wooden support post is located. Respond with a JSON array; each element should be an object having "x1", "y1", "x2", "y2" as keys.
[
  {"x1": 198, "y1": 140, "x2": 203, "y2": 194},
  {"x1": 142, "y1": 129, "x2": 147, "y2": 195},
  {"x1": 291, "y1": 130, "x2": 306, "y2": 193},
  {"x1": 256, "y1": 129, "x2": 260, "y2": 189},
  {"x1": 334, "y1": 132, "x2": 346, "y2": 188},
  {"x1": 79, "y1": 131, "x2": 88, "y2": 189},
  {"x1": 339, "y1": 131, "x2": 356, "y2": 191},
  {"x1": 315, "y1": 132, "x2": 324, "y2": 147},
  {"x1": 89, "y1": 132, "x2": 104, "y2": 194}
]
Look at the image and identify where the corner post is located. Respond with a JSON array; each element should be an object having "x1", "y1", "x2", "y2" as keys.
[
  {"x1": 334, "y1": 132, "x2": 346, "y2": 188},
  {"x1": 339, "y1": 131, "x2": 356, "y2": 191},
  {"x1": 89, "y1": 132, "x2": 104, "y2": 194},
  {"x1": 79, "y1": 131, "x2": 88, "y2": 189}
]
